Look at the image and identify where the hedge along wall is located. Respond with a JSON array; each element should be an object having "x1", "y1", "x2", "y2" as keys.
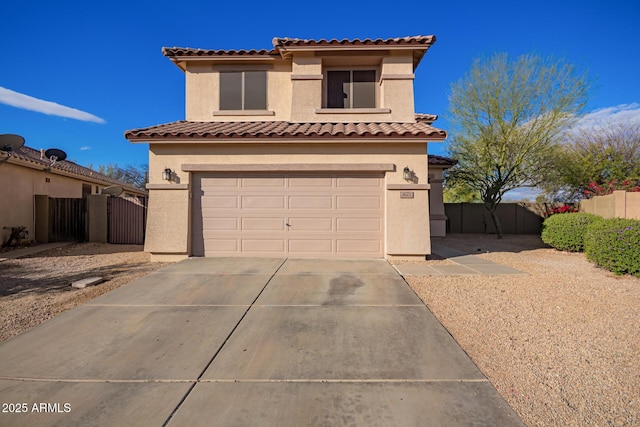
[
  {"x1": 580, "y1": 190, "x2": 640, "y2": 220},
  {"x1": 584, "y1": 218, "x2": 640, "y2": 277}
]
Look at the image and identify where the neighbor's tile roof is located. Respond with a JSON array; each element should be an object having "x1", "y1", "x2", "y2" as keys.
[
  {"x1": 163, "y1": 35, "x2": 436, "y2": 59},
  {"x1": 8, "y1": 146, "x2": 146, "y2": 194},
  {"x1": 415, "y1": 113, "x2": 439, "y2": 124},
  {"x1": 125, "y1": 120, "x2": 447, "y2": 141},
  {"x1": 428, "y1": 154, "x2": 457, "y2": 167}
]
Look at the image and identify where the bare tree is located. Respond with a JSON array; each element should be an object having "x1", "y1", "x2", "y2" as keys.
[
  {"x1": 446, "y1": 53, "x2": 589, "y2": 237},
  {"x1": 90, "y1": 163, "x2": 148, "y2": 190}
]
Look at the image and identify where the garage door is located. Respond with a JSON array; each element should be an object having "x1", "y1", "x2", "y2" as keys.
[{"x1": 192, "y1": 173, "x2": 384, "y2": 258}]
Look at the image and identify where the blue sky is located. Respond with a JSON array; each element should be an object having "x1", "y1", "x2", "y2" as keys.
[{"x1": 2, "y1": 0, "x2": 640, "y2": 172}]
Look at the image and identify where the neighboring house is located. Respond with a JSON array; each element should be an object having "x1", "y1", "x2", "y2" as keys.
[
  {"x1": 0, "y1": 145, "x2": 147, "y2": 245},
  {"x1": 125, "y1": 35, "x2": 447, "y2": 261},
  {"x1": 428, "y1": 154, "x2": 457, "y2": 237}
]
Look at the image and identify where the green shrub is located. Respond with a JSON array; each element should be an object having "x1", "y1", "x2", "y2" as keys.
[
  {"x1": 584, "y1": 218, "x2": 640, "y2": 277},
  {"x1": 541, "y1": 213, "x2": 602, "y2": 252}
]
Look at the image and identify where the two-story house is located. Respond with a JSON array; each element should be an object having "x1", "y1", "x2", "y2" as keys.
[{"x1": 125, "y1": 36, "x2": 447, "y2": 261}]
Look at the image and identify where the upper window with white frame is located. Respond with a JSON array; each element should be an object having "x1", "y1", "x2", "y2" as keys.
[
  {"x1": 326, "y1": 70, "x2": 376, "y2": 109},
  {"x1": 219, "y1": 71, "x2": 267, "y2": 110}
]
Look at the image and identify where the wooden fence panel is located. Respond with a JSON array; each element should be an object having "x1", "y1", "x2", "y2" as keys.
[
  {"x1": 49, "y1": 198, "x2": 86, "y2": 242},
  {"x1": 445, "y1": 202, "x2": 548, "y2": 235},
  {"x1": 108, "y1": 197, "x2": 147, "y2": 244}
]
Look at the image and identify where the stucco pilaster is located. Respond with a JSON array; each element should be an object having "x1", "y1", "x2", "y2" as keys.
[{"x1": 144, "y1": 188, "x2": 190, "y2": 255}]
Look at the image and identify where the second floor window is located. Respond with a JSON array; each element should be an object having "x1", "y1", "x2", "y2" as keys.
[
  {"x1": 327, "y1": 70, "x2": 376, "y2": 109},
  {"x1": 220, "y1": 71, "x2": 267, "y2": 110}
]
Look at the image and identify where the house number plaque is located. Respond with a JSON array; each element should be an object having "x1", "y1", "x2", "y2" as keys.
[{"x1": 400, "y1": 192, "x2": 414, "y2": 199}]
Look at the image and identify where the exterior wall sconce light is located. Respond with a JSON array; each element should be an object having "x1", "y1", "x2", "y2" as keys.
[
  {"x1": 162, "y1": 168, "x2": 173, "y2": 181},
  {"x1": 403, "y1": 166, "x2": 413, "y2": 181}
]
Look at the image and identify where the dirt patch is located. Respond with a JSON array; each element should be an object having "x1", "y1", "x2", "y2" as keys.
[
  {"x1": 406, "y1": 234, "x2": 639, "y2": 427},
  {"x1": 0, "y1": 243, "x2": 170, "y2": 342}
]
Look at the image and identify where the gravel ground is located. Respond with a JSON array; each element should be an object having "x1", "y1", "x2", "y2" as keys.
[
  {"x1": 0, "y1": 243, "x2": 169, "y2": 342},
  {"x1": 406, "y1": 234, "x2": 639, "y2": 427}
]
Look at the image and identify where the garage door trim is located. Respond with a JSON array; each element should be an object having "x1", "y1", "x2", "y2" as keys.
[
  {"x1": 192, "y1": 171, "x2": 386, "y2": 258},
  {"x1": 183, "y1": 163, "x2": 395, "y2": 172}
]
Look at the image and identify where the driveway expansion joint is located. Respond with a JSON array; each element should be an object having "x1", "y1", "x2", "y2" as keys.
[
  {"x1": 162, "y1": 257, "x2": 288, "y2": 427},
  {"x1": 199, "y1": 378, "x2": 490, "y2": 383}
]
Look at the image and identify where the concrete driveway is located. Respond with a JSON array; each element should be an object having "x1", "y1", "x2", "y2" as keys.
[{"x1": 0, "y1": 258, "x2": 523, "y2": 426}]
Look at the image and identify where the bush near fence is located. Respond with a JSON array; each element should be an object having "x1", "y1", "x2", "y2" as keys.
[
  {"x1": 584, "y1": 218, "x2": 640, "y2": 277},
  {"x1": 541, "y1": 213, "x2": 640, "y2": 277},
  {"x1": 541, "y1": 213, "x2": 602, "y2": 252}
]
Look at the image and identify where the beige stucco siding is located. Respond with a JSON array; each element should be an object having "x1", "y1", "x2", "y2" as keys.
[
  {"x1": 148, "y1": 142, "x2": 429, "y2": 186},
  {"x1": 186, "y1": 60, "x2": 293, "y2": 122},
  {"x1": 145, "y1": 141, "x2": 431, "y2": 259},
  {"x1": 184, "y1": 52, "x2": 417, "y2": 123},
  {"x1": 0, "y1": 162, "x2": 84, "y2": 242},
  {"x1": 144, "y1": 188, "x2": 190, "y2": 254}
]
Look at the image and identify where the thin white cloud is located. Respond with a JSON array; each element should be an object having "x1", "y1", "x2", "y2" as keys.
[
  {"x1": 79, "y1": 146, "x2": 91, "y2": 151},
  {"x1": 572, "y1": 103, "x2": 640, "y2": 131},
  {"x1": 503, "y1": 187, "x2": 542, "y2": 202},
  {"x1": 0, "y1": 87, "x2": 106, "y2": 124}
]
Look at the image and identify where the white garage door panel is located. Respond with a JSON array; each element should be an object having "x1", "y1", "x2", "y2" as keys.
[
  {"x1": 242, "y1": 218, "x2": 285, "y2": 231},
  {"x1": 204, "y1": 218, "x2": 238, "y2": 230},
  {"x1": 336, "y1": 196, "x2": 381, "y2": 209},
  {"x1": 242, "y1": 239, "x2": 286, "y2": 252},
  {"x1": 242, "y1": 196, "x2": 286, "y2": 209},
  {"x1": 289, "y1": 239, "x2": 333, "y2": 253},
  {"x1": 207, "y1": 239, "x2": 238, "y2": 252},
  {"x1": 337, "y1": 239, "x2": 382, "y2": 253},
  {"x1": 242, "y1": 177, "x2": 286, "y2": 187},
  {"x1": 193, "y1": 173, "x2": 384, "y2": 258},
  {"x1": 289, "y1": 196, "x2": 333, "y2": 209},
  {"x1": 288, "y1": 217, "x2": 333, "y2": 231},
  {"x1": 337, "y1": 218, "x2": 381, "y2": 231},
  {"x1": 289, "y1": 177, "x2": 333, "y2": 187}
]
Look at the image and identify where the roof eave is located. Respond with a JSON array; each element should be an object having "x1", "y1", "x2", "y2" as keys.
[
  {"x1": 126, "y1": 135, "x2": 446, "y2": 144},
  {"x1": 5, "y1": 156, "x2": 147, "y2": 195}
]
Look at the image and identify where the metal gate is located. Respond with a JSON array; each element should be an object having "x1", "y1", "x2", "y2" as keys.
[
  {"x1": 49, "y1": 198, "x2": 87, "y2": 242},
  {"x1": 107, "y1": 197, "x2": 147, "y2": 244}
]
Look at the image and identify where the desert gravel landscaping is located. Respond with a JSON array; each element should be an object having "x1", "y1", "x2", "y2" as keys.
[
  {"x1": 0, "y1": 243, "x2": 169, "y2": 342},
  {"x1": 406, "y1": 234, "x2": 639, "y2": 427}
]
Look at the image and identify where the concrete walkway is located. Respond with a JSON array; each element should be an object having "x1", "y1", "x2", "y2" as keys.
[
  {"x1": 0, "y1": 258, "x2": 524, "y2": 426},
  {"x1": 393, "y1": 242, "x2": 526, "y2": 276}
]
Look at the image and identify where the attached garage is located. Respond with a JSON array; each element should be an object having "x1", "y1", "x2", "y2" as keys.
[
  {"x1": 128, "y1": 120, "x2": 447, "y2": 262},
  {"x1": 191, "y1": 172, "x2": 385, "y2": 258}
]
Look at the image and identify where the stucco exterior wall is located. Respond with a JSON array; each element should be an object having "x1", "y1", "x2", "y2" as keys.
[
  {"x1": 580, "y1": 190, "x2": 640, "y2": 220},
  {"x1": 144, "y1": 188, "x2": 190, "y2": 257},
  {"x1": 0, "y1": 162, "x2": 84, "y2": 243},
  {"x1": 145, "y1": 141, "x2": 431, "y2": 260},
  {"x1": 428, "y1": 167, "x2": 447, "y2": 237},
  {"x1": 186, "y1": 60, "x2": 293, "y2": 122},
  {"x1": 183, "y1": 51, "x2": 417, "y2": 124}
]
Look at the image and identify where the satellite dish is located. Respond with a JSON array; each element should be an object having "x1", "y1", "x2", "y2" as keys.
[
  {"x1": 101, "y1": 185, "x2": 124, "y2": 197},
  {"x1": 0, "y1": 134, "x2": 25, "y2": 154},
  {"x1": 44, "y1": 148, "x2": 67, "y2": 165}
]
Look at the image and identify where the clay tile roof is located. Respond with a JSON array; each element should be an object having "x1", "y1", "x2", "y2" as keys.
[
  {"x1": 273, "y1": 35, "x2": 436, "y2": 48},
  {"x1": 162, "y1": 46, "x2": 277, "y2": 58},
  {"x1": 162, "y1": 35, "x2": 436, "y2": 60},
  {"x1": 8, "y1": 146, "x2": 147, "y2": 194},
  {"x1": 428, "y1": 154, "x2": 457, "y2": 167},
  {"x1": 415, "y1": 113, "x2": 439, "y2": 124},
  {"x1": 125, "y1": 120, "x2": 447, "y2": 141}
]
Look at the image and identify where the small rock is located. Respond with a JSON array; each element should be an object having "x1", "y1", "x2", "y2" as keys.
[{"x1": 71, "y1": 277, "x2": 104, "y2": 289}]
